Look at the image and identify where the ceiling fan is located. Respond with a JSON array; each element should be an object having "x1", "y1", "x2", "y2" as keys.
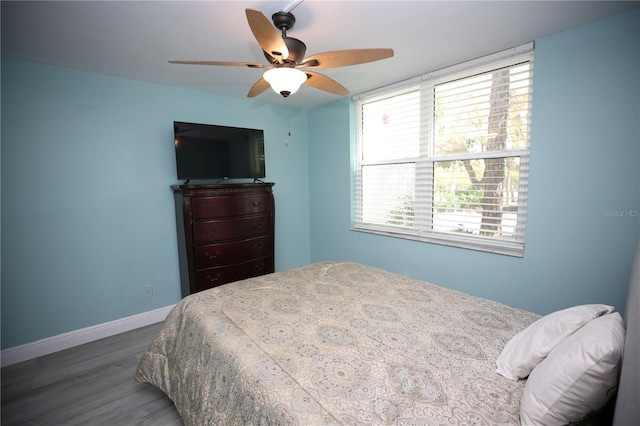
[{"x1": 169, "y1": 8, "x2": 394, "y2": 98}]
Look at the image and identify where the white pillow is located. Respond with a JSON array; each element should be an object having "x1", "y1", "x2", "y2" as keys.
[
  {"x1": 520, "y1": 312, "x2": 625, "y2": 425},
  {"x1": 496, "y1": 304, "x2": 613, "y2": 380}
]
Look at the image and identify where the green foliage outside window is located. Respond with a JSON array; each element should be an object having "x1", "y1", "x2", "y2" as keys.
[{"x1": 387, "y1": 195, "x2": 415, "y2": 226}]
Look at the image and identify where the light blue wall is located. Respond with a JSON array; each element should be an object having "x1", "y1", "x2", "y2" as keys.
[
  {"x1": 0, "y1": 59, "x2": 311, "y2": 349},
  {"x1": 308, "y1": 10, "x2": 640, "y2": 316}
]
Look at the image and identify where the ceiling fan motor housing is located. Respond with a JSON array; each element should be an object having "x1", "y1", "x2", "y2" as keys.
[
  {"x1": 263, "y1": 11, "x2": 307, "y2": 64},
  {"x1": 264, "y1": 37, "x2": 307, "y2": 64}
]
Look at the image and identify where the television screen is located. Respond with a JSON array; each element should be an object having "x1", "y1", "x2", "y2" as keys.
[{"x1": 174, "y1": 121, "x2": 265, "y2": 180}]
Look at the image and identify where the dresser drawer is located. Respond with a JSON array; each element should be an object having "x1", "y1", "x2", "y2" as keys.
[
  {"x1": 196, "y1": 256, "x2": 273, "y2": 291},
  {"x1": 193, "y1": 215, "x2": 271, "y2": 243},
  {"x1": 195, "y1": 236, "x2": 271, "y2": 268},
  {"x1": 192, "y1": 194, "x2": 271, "y2": 219}
]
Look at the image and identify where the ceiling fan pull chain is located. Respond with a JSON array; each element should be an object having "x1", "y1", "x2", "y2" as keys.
[{"x1": 285, "y1": 106, "x2": 291, "y2": 147}]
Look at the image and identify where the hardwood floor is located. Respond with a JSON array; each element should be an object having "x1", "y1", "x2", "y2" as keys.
[{"x1": 1, "y1": 322, "x2": 183, "y2": 425}]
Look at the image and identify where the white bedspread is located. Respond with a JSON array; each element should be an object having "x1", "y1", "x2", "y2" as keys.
[{"x1": 136, "y1": 261, "x2": 539, "y2": 425}]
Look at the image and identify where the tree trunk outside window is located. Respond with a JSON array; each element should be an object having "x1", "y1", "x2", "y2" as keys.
[{"x1": 463, "y1": 69, "x2": 510, "y2": 237}]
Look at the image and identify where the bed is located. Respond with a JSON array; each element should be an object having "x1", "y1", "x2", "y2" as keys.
[{"x1": 136, "y1": 248, "x2": 638, "y2": 425}]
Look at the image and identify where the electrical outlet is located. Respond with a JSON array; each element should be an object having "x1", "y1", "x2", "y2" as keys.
[{"x1": 144, "y1": 285, "x2": 153, "y2": 298}]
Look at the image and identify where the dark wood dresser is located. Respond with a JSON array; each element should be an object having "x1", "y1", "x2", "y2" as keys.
[{"x1": 172, "y1": 183, "x2": 275, "y2": 296}]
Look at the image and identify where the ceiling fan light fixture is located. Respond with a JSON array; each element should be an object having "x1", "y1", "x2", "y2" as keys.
[{"x1": 263, "y1": 67, "x2": 307, "y2": 97}]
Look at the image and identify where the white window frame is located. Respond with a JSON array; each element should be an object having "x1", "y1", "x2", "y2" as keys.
[{"x1": 352, "y1": 43, "x2": 534, "y2": 257}]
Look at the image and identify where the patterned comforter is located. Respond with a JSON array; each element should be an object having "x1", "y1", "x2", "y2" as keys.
[{"x1": 135, "y1": 261, "x2": 539, "y2": 425}]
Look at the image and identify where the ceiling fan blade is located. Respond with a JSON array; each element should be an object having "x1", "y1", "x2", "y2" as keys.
[
  {"x1": 169, "y1": 60, "x2": 266, "y2": 68},
  {"x1": 245, "y1": 9, "x2": 289, "y2": 62},
  {"x1": 301, "y1": 48, "x2": 394, "y2": 69},
  {"x1": 247, "y1": 78, "x2": 271, "y2": 98},
  {"x1": 303, "y1": 71, "x2": 349, "y2": 96}
]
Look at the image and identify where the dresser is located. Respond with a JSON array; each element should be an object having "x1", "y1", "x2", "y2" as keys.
[{"x1": 172, "y1": 183, "x2": 275, "y2": 296}]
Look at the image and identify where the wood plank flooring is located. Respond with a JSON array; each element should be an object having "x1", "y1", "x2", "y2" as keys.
[{"x1": 1, "y1": 322, "x2": 183, "y2": 425}]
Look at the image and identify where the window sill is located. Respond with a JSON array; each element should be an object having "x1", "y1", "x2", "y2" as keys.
[{"x1": 351, "y1": 224, "x2": 524, "y2": 257}]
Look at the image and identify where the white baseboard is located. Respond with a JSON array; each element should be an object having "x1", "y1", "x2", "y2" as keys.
[{"x1": 1, "y1": 304, "x2": 175, "y2": 368}]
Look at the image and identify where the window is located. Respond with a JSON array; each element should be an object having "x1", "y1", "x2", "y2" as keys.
[{"x1": 353, "y1": 44, "x2": 533, "y2": 256}]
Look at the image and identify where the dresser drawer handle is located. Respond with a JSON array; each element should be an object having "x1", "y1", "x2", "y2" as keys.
[
  {"x1": 254, "y1": 243, "x2": 264, "y2": 250},
  {"x1": 254, "y1": 222, "x2": 263, "y2": 230},
  {"x1": 252, "y1": 201, "x2": 261, "y2": 208},
  {"x1": 204, "y1": 204, "x2": 218, "y2": 212},
  {"x1": 206, "y1": 273, "x2": 222, "y2": 282},
  {"x1": 254, "y1": 263, "x2": 265, "y2": 272},
  {"x1": 205, "y1": 250, "x2": 221, "y2": 259},
  {"x1": 207, "y1": 229, "x2": 218, "y2": 237}
]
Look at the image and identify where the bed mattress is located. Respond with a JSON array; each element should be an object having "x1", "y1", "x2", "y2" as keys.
[{"x1": 136, "y1": 261, "x2": 539, "y2": 425}]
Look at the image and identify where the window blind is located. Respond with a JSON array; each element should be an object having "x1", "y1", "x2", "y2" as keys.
[{"x1": 353, "y1": 45, "x2": 533, "y2": 256}]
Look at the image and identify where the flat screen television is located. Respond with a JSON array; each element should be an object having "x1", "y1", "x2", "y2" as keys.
[{"x1": 174, "y1": 121, "x2": 265, "y2": 181}]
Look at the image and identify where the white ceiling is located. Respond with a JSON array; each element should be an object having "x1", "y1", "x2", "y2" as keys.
[{"x1": 2, "y1": 1, "x2": 638, "y2": 109}]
